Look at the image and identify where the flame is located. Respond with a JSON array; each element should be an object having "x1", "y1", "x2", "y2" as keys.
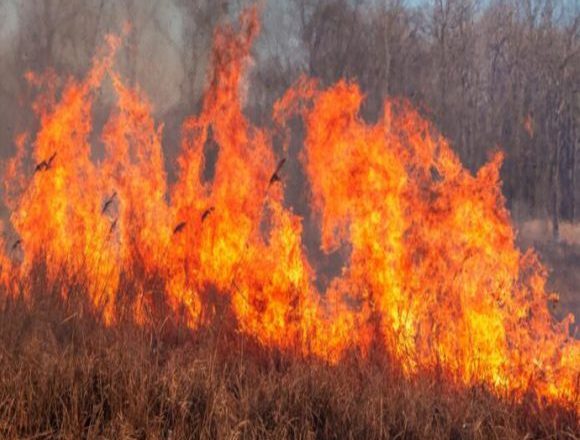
[{"x1": 1, "y1": 8, "x2": 578, "y2": 411}]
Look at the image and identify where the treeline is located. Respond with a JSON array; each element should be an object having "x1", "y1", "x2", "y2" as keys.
[
  {"x1": 250, "y1": 0, "x2": 579, "y2": 240},
  {"x1": 0, "y1": 0, "x2": 578, "y2": 238}
]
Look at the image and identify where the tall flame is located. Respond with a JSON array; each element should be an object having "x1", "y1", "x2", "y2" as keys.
[{"x1": 1, "y1": 8, "x2": 577, "y2": 411}]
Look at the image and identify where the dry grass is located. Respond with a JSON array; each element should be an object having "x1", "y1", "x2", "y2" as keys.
[
  {"x1": 517, "y1": 219, "x2": 580, "y2": 321},
  {"x1": 0, "y1": 274, "x2": 577, "y2": 440}
]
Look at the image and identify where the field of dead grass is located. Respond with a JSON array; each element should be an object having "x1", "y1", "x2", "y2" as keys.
[
  {"x1": 517, "y1": 219, "x2": 580, "y2": 321},
  {"x1": 0, "y1": 275, "x2": 577, "y2": 440}
]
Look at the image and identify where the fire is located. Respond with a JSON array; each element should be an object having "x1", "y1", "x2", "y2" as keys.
[{"x1": 1, "y1": 8, "x2": 578, "y2": 411}]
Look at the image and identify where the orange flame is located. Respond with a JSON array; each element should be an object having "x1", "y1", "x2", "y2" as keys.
[{"x1": 1, "y1": 8, "x2": 578, "y2": 411}]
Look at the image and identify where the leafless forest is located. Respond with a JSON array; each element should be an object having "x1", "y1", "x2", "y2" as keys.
[{"x1": 0, "y1": 0, "x2": 578, "y2": 232}]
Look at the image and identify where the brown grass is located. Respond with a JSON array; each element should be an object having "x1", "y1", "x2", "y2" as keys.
[
  {"x1": 517, "y1": 219, "x2": 580, "y2": 321},
  {"x1": 0, "y1": 274, "x2": 577, "y2": 439}
]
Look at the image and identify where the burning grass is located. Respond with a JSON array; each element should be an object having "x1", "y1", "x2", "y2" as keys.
[
  {"x1": 0, "y1": 279, "x2": 577, "y2": 440},
  {"x1": 0, "y1": 7, "x2": 579, "y2": 433}
]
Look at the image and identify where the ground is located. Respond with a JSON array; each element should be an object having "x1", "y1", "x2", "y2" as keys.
[{"x1": 517, "y1": 219, "x2": 580, "y2": 323}]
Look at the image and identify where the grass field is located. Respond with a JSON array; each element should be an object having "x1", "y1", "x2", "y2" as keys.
[
  {"x1": 517, "y1": 220, "x2": 580, "y2": 321},
  {"x1": 0, "y1": 278, "x2": 577, "y2": 440}
]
